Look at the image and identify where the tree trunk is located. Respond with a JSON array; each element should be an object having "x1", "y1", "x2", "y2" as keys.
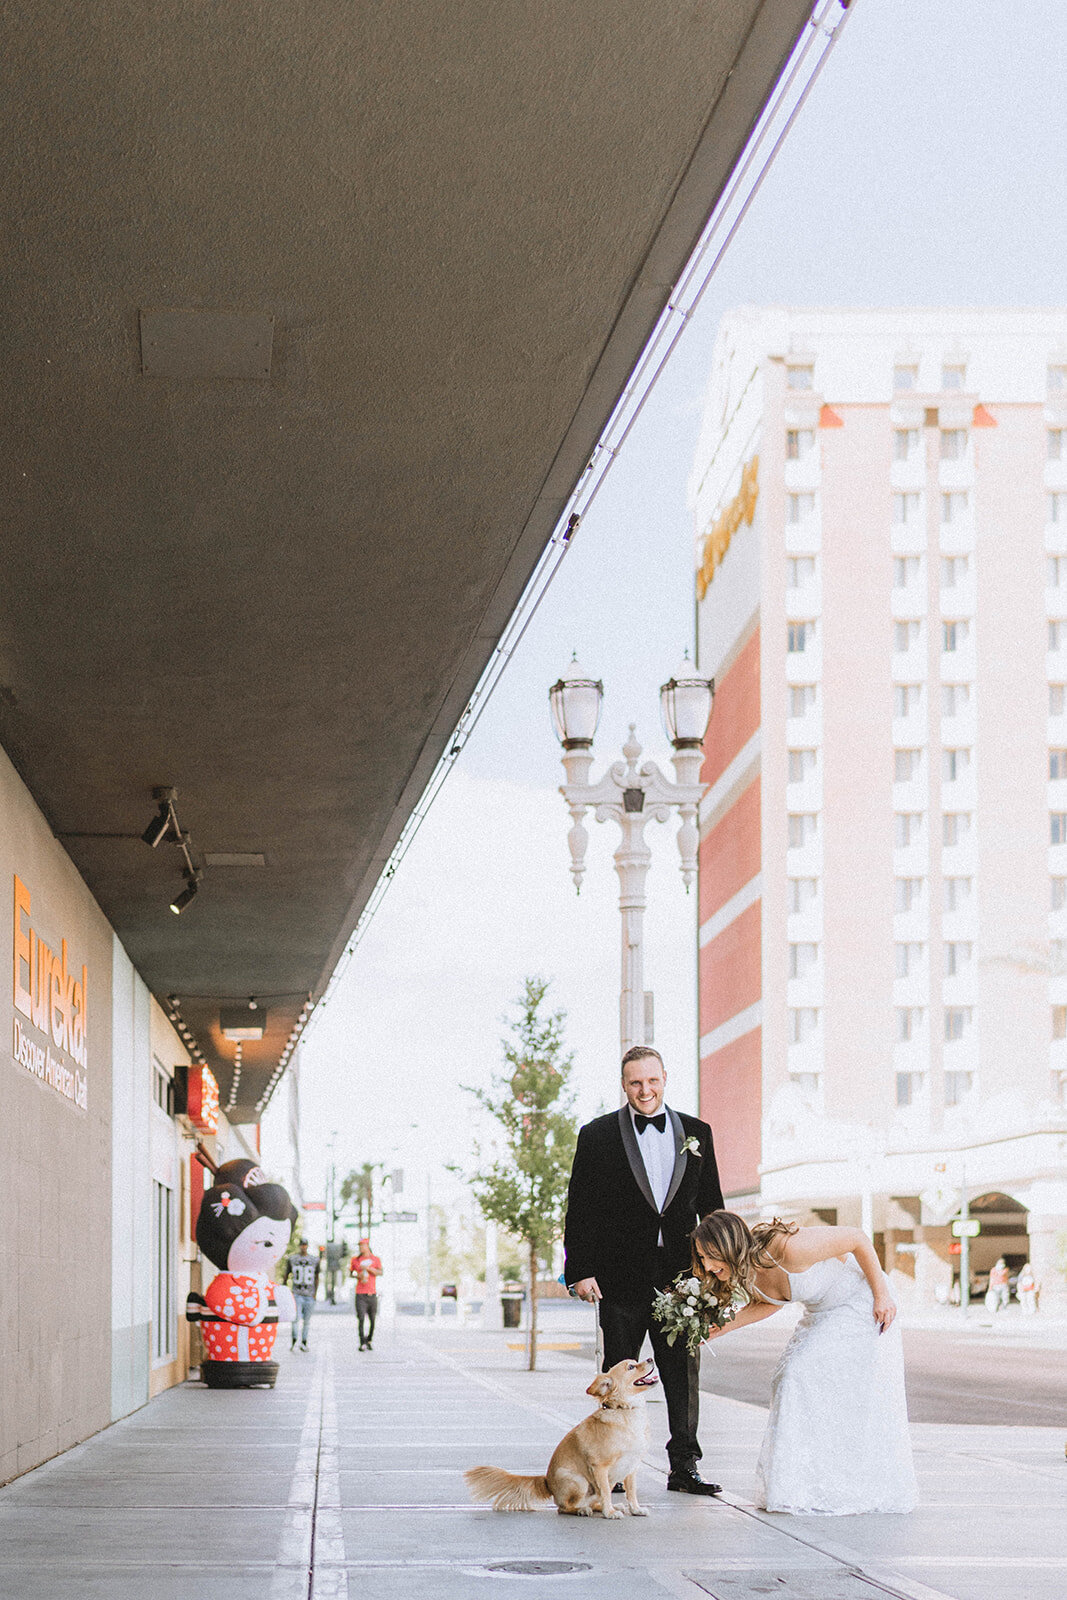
[{"x1": 527, "y1": 1241, "x2": 538, "y2": 1371}]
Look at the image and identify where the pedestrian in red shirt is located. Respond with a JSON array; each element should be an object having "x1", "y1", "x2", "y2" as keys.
[{"x1": 350, "y1": 1236, "x2": 383, "y2": 1350}]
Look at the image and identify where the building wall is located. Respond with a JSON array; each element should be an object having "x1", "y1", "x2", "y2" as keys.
[
  {"x1": 1, "y1": 744, "x2": 114, "y2": 1483},
  {"x1": 691, "y1": 308, "x2": 1067, "y2": 1305}
]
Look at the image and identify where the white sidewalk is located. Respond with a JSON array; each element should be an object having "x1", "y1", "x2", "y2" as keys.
[{"x1": 0, "y1": 1309, "x2": 1063, "y2": 1600}]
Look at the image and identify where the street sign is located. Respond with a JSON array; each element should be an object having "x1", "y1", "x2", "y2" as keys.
[
  {"x1": 952, "y1": 1218, "x2": 980, "y2": 1238},
  {"x1": 303, "y1": 1201, "x2": 326, "y2": 1211},
  {"x1": 381, "y1": 1210, "x2": 418, "y2": 1223}
]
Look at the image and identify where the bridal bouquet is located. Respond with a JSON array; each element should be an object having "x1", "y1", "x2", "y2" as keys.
[{"x1": 651, "y1": 1273, "x2": 739, "y2": 1356}]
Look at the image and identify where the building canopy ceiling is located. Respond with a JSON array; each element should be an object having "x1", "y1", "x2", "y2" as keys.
[{"x1": 0, "y1": 0, "x2": 812, "y2": 1115}]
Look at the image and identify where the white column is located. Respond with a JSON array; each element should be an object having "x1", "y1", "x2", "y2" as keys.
[
  {"x1": 481, "y1": 1219, "x2": 504, "y2": 1328},
  {"x1": 615, "y1": 811, "x2": 650, "y2": 1058}
]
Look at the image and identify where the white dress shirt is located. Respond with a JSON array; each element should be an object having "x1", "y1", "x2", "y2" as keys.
[{"x1": 631, "y1": 1104, "x2": 676, "y2": 1227}]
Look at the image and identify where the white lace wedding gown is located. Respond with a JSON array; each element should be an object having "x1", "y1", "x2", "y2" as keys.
[{"x1": 752, "y1": 1255, "x2": 918, "y2": 1515}]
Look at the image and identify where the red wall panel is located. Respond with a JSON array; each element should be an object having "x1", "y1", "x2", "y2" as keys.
[
  {"x1": 700, "y1": 1026, "x2": 762, "y2": 1199},
  {"x1": 699, "y1": 898, "x2": 761, "y2": 1036},
  {"x1": 701, "y1": 626, "x2": 760, "y2": 787},
  {"x1": 699, "y1": 777, "x2": 761, "y2": 926}
]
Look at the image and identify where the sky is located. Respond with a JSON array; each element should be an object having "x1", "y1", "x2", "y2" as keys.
[{"x1": 289, "y1": 0, "x2": 1067, "y2": 1241}]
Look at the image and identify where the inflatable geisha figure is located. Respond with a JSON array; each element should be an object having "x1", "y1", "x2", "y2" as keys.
[{"x1": 186, "y1": 1158, "x2": 298, "y2": 1388}]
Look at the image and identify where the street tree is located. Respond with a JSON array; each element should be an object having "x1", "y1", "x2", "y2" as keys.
[
  {"x1": 454, "y1": 976, "x2": 578, "y2": 1370},
  {"x1": 339, "y1": 1161, "x2": 381, "y2": 1234}
]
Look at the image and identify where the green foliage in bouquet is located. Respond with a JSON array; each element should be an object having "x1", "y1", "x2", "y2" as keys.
[{"x1": 651, "y1": 1271, "x2": 740, "y2": 1356}]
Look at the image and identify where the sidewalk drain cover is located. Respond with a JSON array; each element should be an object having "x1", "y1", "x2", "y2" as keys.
[
  {"x1": 484, "y1": 1561, "x2": 592, "y2": 1577},
  {"x1": 684, "y1": 1573, "x2": 902, "y2": 1600}
]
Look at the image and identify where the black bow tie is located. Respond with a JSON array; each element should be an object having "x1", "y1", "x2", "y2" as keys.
[{"x1": 634, "y1": 1111, "x2": 666, "y2": 1134}]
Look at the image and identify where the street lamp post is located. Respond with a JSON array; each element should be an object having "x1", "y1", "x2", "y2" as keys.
[{"x1": 549, "y1": 657, "x2": 714, "y2": 1058}]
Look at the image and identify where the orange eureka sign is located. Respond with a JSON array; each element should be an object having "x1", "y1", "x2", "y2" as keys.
[{"x1": 12, "y1": 875, "x2": 89, "y2": 1069}]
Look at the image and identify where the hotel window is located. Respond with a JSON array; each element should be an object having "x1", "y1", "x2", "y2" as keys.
[
  {"x1": 896, "y1": 1072, "x2": 921, "y2": 1107},
  {"x1": 944, "y1": 876, "x2": 972, "y2": 911},
  {"x1": 1053, "y1": 1004, "x2": 1067, "y2": 1040},
  {"x1": 786, "y1": 427, "x2": 815, "y2": 459},
  {"x1": 943, "y1": 620, "x2": 969, "y2": 652},
  {"x1": 941, "y1": 491, "x2": 969, "y2": 524},
  {"x1": 892, "y1": 491, "x2": 921, "y2": 525},
  {"x1": 788, "y1": 876, "x2": 818, "y2": 913},
  {"x1": 893, "y1": 428, "x2": 920, "y2": 461},
  {"x1": 943, "y1": 812, "x2": 971, "y2": 847},
  {"x1": 941, "y1": 363, "x2": 967, "y2": 391},
  {"x1": 788, "y1": 620, "x2": 815, "y2": 653},
  {"x1": 787, "y1": 364, "x2": 814, "y2": 391},
  {"x1": 789, "y1": 1006, "x2": 820, "y2": 1044},
  {"x1": 896, "y1": 1006, "x2": 923, "y2": 1042},
  {"x1": 1051, "y1": 621, "x2": 1067, "y2": 652},
  {"x1": 894, "y1": 748, "x2": 922, "y2": 782},
  {"x1": 1051, "y1": 939, "x2": 1067, "y2": 974},
  {"x1": 789, "y1": 685, "x2": 817, "y2": 718},
  {"x1": 1049, "y1": 429, "x2": 1066, "y2": 461},
  {"x1": 941, "y1": 683, "x2": 971, "y2": 717},
  {"x1": 790, "y1": 684, "x2": 825, "y2": 716},
  {"x1": 1052, "y1": 685, "x2": 1067, "y2": 716},
  {"x1": 942, "y1": 748, "x2": 970, "y2": 782},
  {"x1": 788, "y1": 813, "x2": 818, "y2": 849},
  {"x1": 945, "y1": 941, "x2": 972, "y2": 976},
  {"x1": 944, "y1": 1006, "x2": 972, "y2": 1042},
  {"x1": 1052, "y1": 813, "x2": 1067, "y2": 844},
  {"x1": 1049, "y1": 557, "x2": 1067, "y2": 587},
  {"x1": 894, "y1": 620, "x2": 921, "y2": 652},
  {"x1": 893, "y1": 364, "x2": 918, "y2": 391},
  {"x1": 941, "y1": 555, "x2": 969, "y2": 587},
  {"x1": 1052, "y1": 878, "x2": 1067, "y2": 910},
  {"x1": 895, "y1": 812, "x2": 922, "y2": 848},
  {"x1": 895, "y1": 941, "x2": 924, "y2": 978},
  {"x1": 894, "y1": 555, "x2": 921, "y2": 589},
  {"x1": 944, "y1": 1071, "x2": 973, "y2": 1107},
  {"x1": 787, "y1": 492, "x2": 816, "y2": 524},
  {"x1": 894, "y1": 684, "x2": 922, "y2": 717},
  {"x1": 788, "y1": 748, "x2": 817, "y2": 783},
  {"x1": 1048, "y1": 493, "x2": 1067, "y2": 523},
  {"x1": 1047, "y1": 364, "x2": 1067, "y2": 391},
  {"x1": 152, "y1": 1061, "x2": 171, "y2": 1114},
  {"x1": 787, "y1": 556, "x2": 816, "y2": 588},
  {"x1": 940, "y1": 428, "x2": 968, "y2": 460},
  {"x1": 895, "y1": 877, "x2": 923, "y2": 913},
  {"x1": 789, "y1": 942, "x2": 819, "y2": 980},
  {"x1": 1051, "y1": 750, "x2": 1067, "y2": 779}
]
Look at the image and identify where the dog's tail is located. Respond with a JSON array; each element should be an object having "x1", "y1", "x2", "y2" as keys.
[{"x1": 464, "y1": 1465, "x2": 553, "y2": 1511}]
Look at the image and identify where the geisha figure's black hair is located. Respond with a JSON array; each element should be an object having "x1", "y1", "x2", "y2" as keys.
[{"x1": 196, "y1": 1158, "x2": 297, "y2": 1271}]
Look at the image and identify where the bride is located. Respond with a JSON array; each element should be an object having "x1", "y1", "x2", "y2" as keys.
[{"x1": 692, "y1": 1211, "x2": 917, "y2": 1515}]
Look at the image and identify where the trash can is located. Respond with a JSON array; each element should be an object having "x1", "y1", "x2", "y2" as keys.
[{"x1": 500, "y1": 1281, "x2": 525, "y2": 1329}]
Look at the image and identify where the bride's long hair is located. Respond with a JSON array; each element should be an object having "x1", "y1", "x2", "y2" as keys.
[{"x1": 690, "y1": 1211, "x2": 797, "y2": 1307}]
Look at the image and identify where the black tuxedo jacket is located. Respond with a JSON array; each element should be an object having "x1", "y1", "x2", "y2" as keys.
[{"x1": 563, "y1": 1106, "x2": 724, "y2": 1305}]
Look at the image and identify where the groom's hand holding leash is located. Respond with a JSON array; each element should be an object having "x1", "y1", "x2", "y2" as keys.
[{"x1": 571, "y1": 1277, "x2": 602, "y2": 1303}]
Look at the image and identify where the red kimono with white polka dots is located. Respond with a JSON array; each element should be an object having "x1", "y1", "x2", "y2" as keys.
[{"x1": 202, "y1": 1273, "x2": 279, "y2": 1361}]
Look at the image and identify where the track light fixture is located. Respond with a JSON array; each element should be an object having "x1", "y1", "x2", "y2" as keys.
[
  {"x1": 142, "y1": 787, "x2": 179, "y2": 848},
  {"x1": 170, "y1": 871, "x2": 200, "y2": 916}
]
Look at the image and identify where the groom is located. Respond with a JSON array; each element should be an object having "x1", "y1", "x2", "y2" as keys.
[{"x1": 564, "y1": 1045, "x2": 724, "y2": 1494}]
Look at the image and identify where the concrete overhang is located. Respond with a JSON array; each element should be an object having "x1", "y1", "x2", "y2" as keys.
[{"x1": 0, "y1": 0, "x2": 814, "y2": 1114}]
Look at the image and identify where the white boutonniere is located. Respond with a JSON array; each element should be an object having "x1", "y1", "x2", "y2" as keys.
[{"x1": 680, "y1": 1135, "x2": 701, "y2": 1157}]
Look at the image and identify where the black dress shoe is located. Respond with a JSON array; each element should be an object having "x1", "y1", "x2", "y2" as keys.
[{"x1": 666, "y1": 1469, "x2": 722, "y2": 1496}]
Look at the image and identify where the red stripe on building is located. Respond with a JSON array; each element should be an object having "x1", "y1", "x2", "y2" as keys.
[
  {"x1": 699, "y1": 776, "x2": 761, "y2": 926},
  {"x1": 700, "y1": 1026, "x2": 761, "y2": 1199},
  {"x1": 700, "y1": 626, "x2": 760, "y2": 788},
  {"x1": 699, "y1": 898, "x2": 761, "y2": 1036}
]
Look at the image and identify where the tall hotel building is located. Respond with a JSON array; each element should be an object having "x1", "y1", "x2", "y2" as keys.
[{"x1": 692, "y1": 308, "x2": 1067, "y2": 1308}]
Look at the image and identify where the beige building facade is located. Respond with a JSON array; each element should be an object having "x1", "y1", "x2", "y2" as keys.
[
  {"x1": 692, "y1": 307, "x2": 1067, "y2": 1310},
  {"x1": 2, "y1": 741, "x2": 267, "y2": 1482}
]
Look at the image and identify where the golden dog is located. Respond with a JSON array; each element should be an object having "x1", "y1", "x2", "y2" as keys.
[{"x1": 464, "y1": 1357, "x2": 657, "y2": 1519}]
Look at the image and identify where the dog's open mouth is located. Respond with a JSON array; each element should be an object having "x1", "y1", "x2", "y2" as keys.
[{"x1": 633, "y1": 1369, "x2": 658, "y2": 1387}]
